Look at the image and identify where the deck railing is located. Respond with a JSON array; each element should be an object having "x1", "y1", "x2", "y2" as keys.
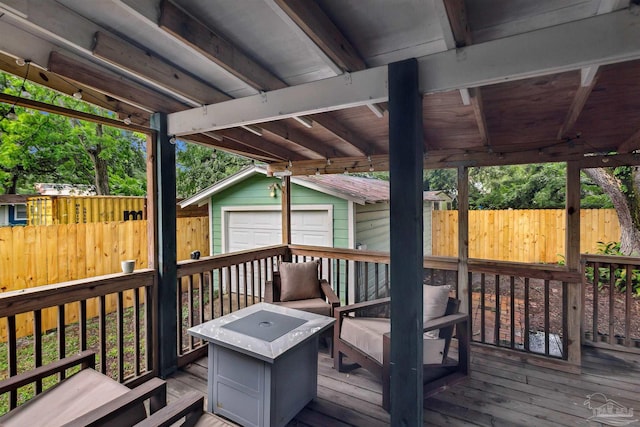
[
  {"x1": 468, "y1": 260, "x2": 581, "y2": 360},
  {"x1": 175, "y1": 245, "x2": 288, "y2": 366},
  {"x1": 582, "y1": 254, "x2": 640, "y2": 353},
  {"x1": 0, "y1": 270, "x2": 156, "y2": 411}
]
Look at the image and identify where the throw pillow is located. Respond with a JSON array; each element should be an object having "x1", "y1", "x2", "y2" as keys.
[
  {"x1": 423, "y1": 284, "x2": 450, "y2": 338},
  {"x1": 278, "y1": 260, "x2": 322, "y2": 302}
]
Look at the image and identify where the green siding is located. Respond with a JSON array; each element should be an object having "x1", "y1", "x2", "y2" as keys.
[{"x1": 210, "y1": 174, "x2": 349, "y2": 255}]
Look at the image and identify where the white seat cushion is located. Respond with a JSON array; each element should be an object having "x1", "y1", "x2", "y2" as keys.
[
  {"x1": 341, "y1": 317, "x2": 445, "y2": 365},
  {"x1": 341, "y1": 317, "x2": 390, "y2": 364}
]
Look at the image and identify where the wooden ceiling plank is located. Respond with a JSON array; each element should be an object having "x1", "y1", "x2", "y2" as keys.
[
  {"x1": 557, "y1": 67, "x2": 599, "y2": 140},
  {"x1": 219, "y1": 128, "x2": 307, "y2": 161},
  {"x1": 442, "y1": 0, "x2": 472, "y2": 47},
  {"x1": 260, "y1": 121, "x2": 347, "y2": 158},
  {"x1": 159, "y1": 0, "x2": 379, "y2": 157},
  {"x1": 469, "y1": 88, "x2": 490, "y2": 147},
  {"x1": 0, "y1": 52, "x2": 149, "y2": 125},
  {"x1": 273, "y1": 0, "x2": 366, "y2": 73},
  {"x1": 48, "y1": 51, "x2": 189, "y2": 114},
  {"x1": 308, "y1": 113, "x2": 372, "y2": 156},
  {"x1": 182, "y1": 133, "x2": 281, "y2": 162},
  {"x1": 617, "y1": 129, "x2": 640, "y2": 154},
  {"x1": 0, "y1": 93, "x2": 150, "y2": 133},
  {"x1": 159, "y1": 0, "x2": 287, "y2": 91},
  {"x1": 92, "y1": 31, "x2": 231, "y2": 105}
]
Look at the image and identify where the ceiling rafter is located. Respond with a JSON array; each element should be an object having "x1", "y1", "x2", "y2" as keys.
[
  {"x1": 274, "y1": 0, "x2": 389, "y2": 123},
  {"x1": 47, "y1": 51, "x2": 189, "y2": 114},
  {"x1": 217, "y1": 128, "x2": 306, "y2": 161},
  {"x1": 183, "y1": 133, "x2": 281, "y2": 162},
  {"x1": 260, "y1": 122, "x2": 347, "y2": 159},
  {"x1": 159, "y1": 0, "x2": 286, "y2": 92},
  {"x1": 557, "y1": 67, "x2": 600, "y2": 140},
  {"x1": 273, "y1": 0, "x2": 366, "y2": 73},
  {"x1": 307, "y1": 113, "x2": 372, "y2": 156},
  {"x1": 617, "y1": 128, "x2": 640, "y2": 154},
  {"x1": 0, "y1": 52, "x2": 149, "y2": 125},
  {"x1": 158, "y1": 0, "x2": 372, "y2": 160},
  {"x1": 92, "y1": 31, "x2": 230, "y2": 106},
  {"x1": 442, "y1": 0, "x2": 490, "y2": 149}
]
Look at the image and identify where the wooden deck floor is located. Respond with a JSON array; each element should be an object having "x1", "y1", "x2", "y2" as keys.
[{"x1": 167, "y1": 346, "x2": 640, "y2": 426}]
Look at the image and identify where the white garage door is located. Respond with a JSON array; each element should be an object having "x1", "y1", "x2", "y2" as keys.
[{"x1": 225, "y1": 208, "x2": 332, "y2": 253}]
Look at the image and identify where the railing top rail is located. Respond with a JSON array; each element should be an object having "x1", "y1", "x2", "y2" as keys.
[
  {"x1": 288, "y1": 244, "x2": 459, "y2": 270},
  {"x1": 581, "y1": 253, "x2": 640, "y2": 265},
  {"x1": 176, "y1": 244, "x2": 288, "y2": 278},
  {"x1": 469, "y1": 259, "x2": 581, "y2": 282},
  {"x1": 0, "y1": 269, "x2": 155, "y2": 318}
]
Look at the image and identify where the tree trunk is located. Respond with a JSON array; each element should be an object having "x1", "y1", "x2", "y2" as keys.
[
  {"x1": 583, "y1": 167, "x2": 640, "y2": 255},
  {"x1": 81, "y1": 124, "x2": 110, "y2": 195}
]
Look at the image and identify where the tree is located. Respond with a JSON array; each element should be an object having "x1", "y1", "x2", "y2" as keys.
[
  {"x1": 1, "y1": 71, "x2": 146, "y2": 195},
  {"x1": 583, "y1": 167, "x2": 640, "y2": 255},
  {"x1": 176, "y1": 142, "x2": 250, "y2": 198}
]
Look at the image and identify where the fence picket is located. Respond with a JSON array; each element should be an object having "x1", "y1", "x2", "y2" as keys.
[{"x1": 432, "y1": 209, "x2": 620, "y2": 263}]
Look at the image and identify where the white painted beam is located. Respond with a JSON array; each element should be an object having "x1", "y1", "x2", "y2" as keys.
[
  {"x1": 168, "y1": 67, "x2": 388, "y2": 135},
  {"x1": 167, "y1": 8, "x2": 640, "y2": 135},
  {"x1": 417, "y1": 8, "x2": 640, "y2": 93}
]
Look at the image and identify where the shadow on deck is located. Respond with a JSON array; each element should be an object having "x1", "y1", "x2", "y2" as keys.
[{"x1": 167, "y1": 346, "x2": 640, "y2": 426}]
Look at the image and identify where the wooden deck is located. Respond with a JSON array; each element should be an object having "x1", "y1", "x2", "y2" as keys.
[{"x1": 167, "y1": 346, "x2": 640, "y2": 426}]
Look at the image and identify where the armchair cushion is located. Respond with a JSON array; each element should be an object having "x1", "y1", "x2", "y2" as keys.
[
  {"x1": 423, "y1": 285, "x2": 450, "y2": 338},
  {"x1": 278, "y1": 260, "x2": 322, "y2": 302},
  {"x1": 274, "y1": 298, "x2": 332, "y2": 316},
  {"x1": 341, "y1": 317, "x2": 390, "y2": 364}
]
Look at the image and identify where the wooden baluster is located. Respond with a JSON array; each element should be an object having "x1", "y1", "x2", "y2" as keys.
[
  {"x1": 133, "y1": 288, "x2": 141, "y2": 376},
  {"x1": 8, "y1": 315, "x2": 17, "y2": 409},
  {"x1": 609, "y1": 264, "x2": 616, "y2": 345},
  {"x1": 480, "y1": 273, "x2": 486, "y2": 344},
  {"x1": 510, "y1": 276, "x2": 516, "y2": 349},
  {"x1": 58, "y1": 304, "x2": 66, "y2": 380},
  {"x1": 524, "y1": 278, "x2": 530, "y2": 351},
  {"x1": 188, "y1": 275, "x2": 194, "y2": 350},
  {"x1": 592, "y1": 262, "x2": 600, "y2": 342},
  {"x1": 243, "y1": 263, "x2": 248, "y2": 308},
  {"x1": 625, "y1": 264, "x2": 633, "y2": 347},
  {"x1": 544, "y1": 279, "x2": 550, "y2": 356},
  {"x1": 495, "y1": 275, "x2": 501, "y2": 346},
  {"x1": 99, "y1": 295, "x2": 107, "y2": 374},
  {"x1": 117, "y1": 291, "x2": 124, "y2": 382},
  {"x1": 79, "y1": 300, "x2": 87, "y2": 351},
  {"x1": 198, "y1": 272, "x2": 205, "y2": 333},
  {"x1": 145, "y1": 284, "x2": 153, "y2": 374},
  {"x1": 34, "y1": 309, "x2": 43, "y2": 394},
  {"x1": 562, "y1": 281, "x2": 569, "y2": 359},
  {"x1": 375, "y1": 263, "x2": 380, "y2": 300}
]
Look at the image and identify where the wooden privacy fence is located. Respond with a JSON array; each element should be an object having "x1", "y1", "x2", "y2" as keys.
[
  {"x1": 0, "y1": 217, "x2": 208, "y2": 340},
  {"x1": 432, "y1": 209, "x2": 620, "y2": 263}
]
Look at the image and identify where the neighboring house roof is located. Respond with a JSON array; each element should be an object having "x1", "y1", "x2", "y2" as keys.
[
  {"x1": 180, "y1": 165, "x2": 450, "y2": 207},
  {"x1": 0, "y1": 194, "x2": 30, "y2": 205}
]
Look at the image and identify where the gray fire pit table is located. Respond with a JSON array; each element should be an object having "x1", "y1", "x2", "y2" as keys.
[{"x1": 188, "y1": 302, "x2": 335, "y2": 427}]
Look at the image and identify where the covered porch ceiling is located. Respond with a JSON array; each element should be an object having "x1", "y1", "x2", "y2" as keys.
[{"x1": 1, "y1": 0, "x2": 640, "y2": 175}]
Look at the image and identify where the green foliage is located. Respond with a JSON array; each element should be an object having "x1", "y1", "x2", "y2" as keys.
[
  {"x1": 466, "y1": 163, "x2": 612, "y2": 210},
  {"x1": 584, "y1": 241, "x2": 640, "y2": 297},
  {"x1": 1, "y1": 71, "x2": 146, "y2": 195},
  {"x1": 176, "y1": 142, "x2": 250, "y2": 198}
]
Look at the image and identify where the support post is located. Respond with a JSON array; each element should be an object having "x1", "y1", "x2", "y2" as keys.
[
  {"x1": 150, "y1": 112, "x2": 178, "y2": 378},
  {"x1": 389, "y1": 58, "x2": 424, "y2": 424},
  {"x1": 457, "y1": 166, "x2": 470, "y2": 313},
  {"x1": 565, "y1": 161, "x2": 582, "y2": 366},
  {"x1": 281, "y1": 175, "x2": 291, "y2": 245},
  {"x1": 145, "y1": 132, "x2": 159, "y2": 374}
]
